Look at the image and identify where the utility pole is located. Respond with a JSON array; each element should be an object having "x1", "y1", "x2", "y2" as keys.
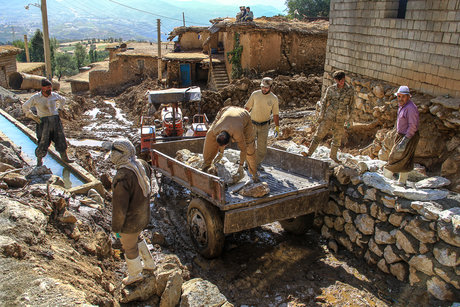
[
  {"x1": 24, "y1": 35, "x2": 30, "y2": 62},
  {"x1": 157, "y1": 19, "x2": 162, "y2": 80},
  {"x1": 182, "y1": 12, "x2": 185, "y2": 27},
  {"x1": 41, "y1": 0, "x2": 52, "y2": 80}
]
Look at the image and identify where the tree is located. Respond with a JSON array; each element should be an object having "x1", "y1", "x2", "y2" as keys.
[
  {"x1": 30, "y1": 29, "x2": 44, "y2": 62},
  {"x1": 54, "y1": 52, "x2": 77, "y2": 78},
  {"x1": 285, "y1": 0, "x2": 330, "y2": 18},
  {"x1": 12, "y1": 40, "x2": 27, "y2": 62},
  {"x1": 74, "y1": 42, "x2": 87, "y2": 68}
]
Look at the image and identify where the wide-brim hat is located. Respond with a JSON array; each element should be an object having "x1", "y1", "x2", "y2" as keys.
[{"x1": 395, "y1": 85, "x2": 411, "y2": 96}]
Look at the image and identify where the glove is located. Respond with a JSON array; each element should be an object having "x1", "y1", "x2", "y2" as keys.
[
  {"x1": 114, "y1": 232, "x2": 121, "y2": 238},
  {"x1": 274, "y1": 126, "x2": 280, "y2": 138},
  {"x1": 395, "y1": 136, "x2": 409, "y2": 153},
  {"x1": 213, "y1": 152, "x2": 223, "y2": 164},
  {"x1": 346, "y1": 121, "x2": 350, "y2": 129}
]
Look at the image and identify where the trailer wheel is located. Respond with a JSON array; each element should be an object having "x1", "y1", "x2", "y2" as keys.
[
  {"x1": 280, "y1": 213, "x2": 315, "y2": 235},
  {"x1": 187, "y1": 198, "x2": 224, "y2": 258}
]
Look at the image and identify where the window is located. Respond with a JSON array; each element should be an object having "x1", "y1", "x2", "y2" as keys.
[{"x1": 397, "y1": 0, "x2": 408, "y2": 19}]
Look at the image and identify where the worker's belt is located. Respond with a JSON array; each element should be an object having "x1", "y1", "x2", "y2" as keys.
[{"x1": 252, "y1": 119, "x2": 270, "y2": 126}]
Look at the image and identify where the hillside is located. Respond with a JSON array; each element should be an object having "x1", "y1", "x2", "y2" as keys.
[{"x1": 0, "y1": 0, "x2": 284, "y2": 43}]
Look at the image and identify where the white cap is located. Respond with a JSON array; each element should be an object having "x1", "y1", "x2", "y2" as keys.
[
  {"x1": 260, "y1": 77, "x2": 273, "y2": 87},
  {"x1": 395, "y1": 85, "x2": 411, "y2": 96}
]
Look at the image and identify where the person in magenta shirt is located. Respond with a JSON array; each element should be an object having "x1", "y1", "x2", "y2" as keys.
[{"x1": 384, "y1": 86, "x2": 420, "y2": 186}]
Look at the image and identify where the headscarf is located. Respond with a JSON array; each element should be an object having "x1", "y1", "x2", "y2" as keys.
[{"x1": 109, "y1": 139, "x2": 151, "y2": 197}]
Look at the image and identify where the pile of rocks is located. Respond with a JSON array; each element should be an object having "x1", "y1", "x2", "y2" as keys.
[
  {"x1": 175, "y1": 148, "x2": 248, "y2": 185},
  {"x1": 120, "y1": 253, "x2": 231, "y2": 306},
  {"x1": 321, "y1": 74, "x2": 460, "y2": 193},
  {"x1": 276, "y1": 141, "x2": 460, "y2": 301},
  {"x1": 195, "y1": 74, "x2": 322, "y2": 120}
]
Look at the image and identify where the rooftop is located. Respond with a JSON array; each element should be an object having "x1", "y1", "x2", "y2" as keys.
[{"x1": 0, "y1": 45, "x2": 22, "y2": 56}]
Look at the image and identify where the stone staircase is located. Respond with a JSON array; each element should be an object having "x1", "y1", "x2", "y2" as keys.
[{"x1": 211, "y1": 64, "x2": 229, "y2": 90}]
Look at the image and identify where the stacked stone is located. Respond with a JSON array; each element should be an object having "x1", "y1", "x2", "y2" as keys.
[
  {"x1": 197, "y1": 74, "x2": 323, "y2": 119},
  {"x1": 320, "y1": 72, "x2": 460, "y2": 192},
  {"x1": 321, "y1": 164, "x2": 460, "y2": 301}
]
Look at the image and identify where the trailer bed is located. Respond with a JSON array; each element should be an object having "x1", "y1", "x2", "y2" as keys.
[
  {"x1": 224, "y1": 165, "x2": 327, "y2": 210},
  {"x1": 150, "y1": 138, "x2": 329, "y2": 210}
]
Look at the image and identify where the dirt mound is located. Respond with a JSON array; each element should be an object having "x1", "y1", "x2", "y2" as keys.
[{"x1": 114, "y1": 78, "x2": 164, "y2": 126}]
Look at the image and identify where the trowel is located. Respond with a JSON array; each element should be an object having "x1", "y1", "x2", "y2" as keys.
[{"x1": 138, "y1": 239, "x2": 155, "y2": 270}]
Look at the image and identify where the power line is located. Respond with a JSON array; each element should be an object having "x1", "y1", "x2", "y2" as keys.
[{"x1": 107, "y1": 0, "x2": 209, "y2": 26}]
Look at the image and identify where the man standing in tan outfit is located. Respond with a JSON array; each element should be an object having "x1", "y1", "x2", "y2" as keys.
[
  {"x1": 304, "y1": 71, "x2": 354, "y2": 163},
  {"x1": 202, "y1": 106, "x2": 258, "y2": 181},
  {"x1": 245, "y1": 77, "x2": 279, "y2": 170}
]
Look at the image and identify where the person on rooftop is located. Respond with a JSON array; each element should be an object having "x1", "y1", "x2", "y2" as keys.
[
  {"x1": 236, "y1": 6, "x2": 246, "y2": 22},
  {"x1": 242, "y1": 7, "x2": 254, "y2": 21}
]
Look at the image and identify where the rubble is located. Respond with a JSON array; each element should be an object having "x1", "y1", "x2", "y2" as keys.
[
  {"x1": 239, "y1": 182, "x2": 270, "y2": 198},
  {"x1": 175, "y1": 148, "x2": 248, "y2": 185}
]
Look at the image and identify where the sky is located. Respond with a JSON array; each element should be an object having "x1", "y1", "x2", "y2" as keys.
[{"x1": 177, "y1": 0, "x2": 286, "y2": 12}]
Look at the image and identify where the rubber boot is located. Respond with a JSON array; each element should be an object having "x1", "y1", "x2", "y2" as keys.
[
  {"x1": 36, "y1": 156, "x2": 43, "y2": 166},
  {"x1": 123, "y1": 255, "x2": 143, "y2": 285},
  {"x1": 383, "y1": 168, "x2": 394, "y2": 180},
  {"x1": 302, "y1": 138, "x2": 319, "y2": 157},
  {"x1": 329, "y1": 145, "x2": 340, "y2": 163},
  {"x1": 397, "y1": 172, "x2": 409, "y2": 187},
  {"x1": 138, "y1": 239, "x2": 155, "y2": 271},
  {"x1": 59, "y1": 151, "x2": 74, "y2": 163}
]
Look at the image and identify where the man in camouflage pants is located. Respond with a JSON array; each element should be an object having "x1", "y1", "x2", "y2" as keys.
[{"x1": 304, "y1": 71, "x2": 354, "y2": 163}]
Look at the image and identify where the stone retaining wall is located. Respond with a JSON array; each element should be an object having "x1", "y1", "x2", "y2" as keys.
[{"x1": 320, "y1": 165, "x2": 460, "y2": 301}]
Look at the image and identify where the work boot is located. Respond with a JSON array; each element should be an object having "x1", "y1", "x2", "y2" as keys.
[
  {"x1": 123, "y1": 255, "x2": 143, "y2": 285},
  {"x1": 36, "y1": 156, "x2": 43, "y2": 166},
  {"x1": 59, "y1": 151, "x2": 74, "y2": 163},
  {"x1": 329, "y1": 145, "x2": 340, "y2": 163},
  {"x1": 138, "y1": 239, "x2": 155, "y2": 271},
  {"x1": 396, "y1": 172, "x2": 409, "y2": 187}
]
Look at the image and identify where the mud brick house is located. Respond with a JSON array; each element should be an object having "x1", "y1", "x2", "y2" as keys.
[
  {"x1": 0, "y1": 46, "x2": 21, "y2": 89},
  {"x1": 212, "y1": 18, "x2": 329, "y2": 77},
  {"x1": 16, "y1": 62, "x2": 45, "y2": 77},
  {"x1": 167, "y1": 18, "x2": 329, "y2": 89},
  {"x1": 324, "y1": 0, "x2": 460, "y2": 98},
  {"x1": 89, "y1": 42, "x2": 170, "y2": 95}
]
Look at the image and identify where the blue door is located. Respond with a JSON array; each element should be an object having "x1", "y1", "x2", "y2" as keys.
[{"x1": 180, "y1": 63, "x2": 191, "y2": 87}]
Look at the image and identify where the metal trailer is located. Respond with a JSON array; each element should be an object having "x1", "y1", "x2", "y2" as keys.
[{"x1": 150, "y1": 138, "x2": 330, "y2": 258}]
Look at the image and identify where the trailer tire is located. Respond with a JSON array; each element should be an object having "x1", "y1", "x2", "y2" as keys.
[
  {"x1": 187, "y1": 198, "x2": 224, "y2": 258},
  {"x1": 279, "y1": 213, "x2": 315, "y2": 235}
]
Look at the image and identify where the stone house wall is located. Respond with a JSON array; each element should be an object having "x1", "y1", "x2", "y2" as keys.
[
  {"x1": 320, "y1": 165, "x2": 460, "y2": 301},
  {"x1": 179, "y1": 32, "x2": 203, "y2": 50},
  {"x1": 324, "y1": 0, "x2": 460, "y2": 98},
  {"x1": 89, "y1": 55, "x2": 160, "y2": 95},
  {"x1": 0, "y1": 55, "x2": 18, "y2": 89},
  {"x1": 223, "y1": 30, "x2": 327, "y2": 78}
]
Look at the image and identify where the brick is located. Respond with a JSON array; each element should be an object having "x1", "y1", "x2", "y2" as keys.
[
  {"x1": 448, "y1": 22, "x2": 458, "y2": 33},
  {"x1": 441, "y1": 23, "x2": 450, "y2": 32},
  {"x1": 442, "y1": 33, "x2": 452, "y2": 44},
  {"x1": 450, "y1": 33, "x2": 459, "y2": 45},
  {"x1": 447, "y1": 0, "x2": 457, "y2": 10}
]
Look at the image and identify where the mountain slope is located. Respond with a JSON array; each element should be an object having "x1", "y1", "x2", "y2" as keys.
[{"x1": 0, "y1": 0, "x2": 284, "y2": 43}]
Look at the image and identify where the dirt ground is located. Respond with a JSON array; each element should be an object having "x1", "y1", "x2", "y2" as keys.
[{"x1": 3, "y1": 77, "x2": 450, "y2": 307}]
